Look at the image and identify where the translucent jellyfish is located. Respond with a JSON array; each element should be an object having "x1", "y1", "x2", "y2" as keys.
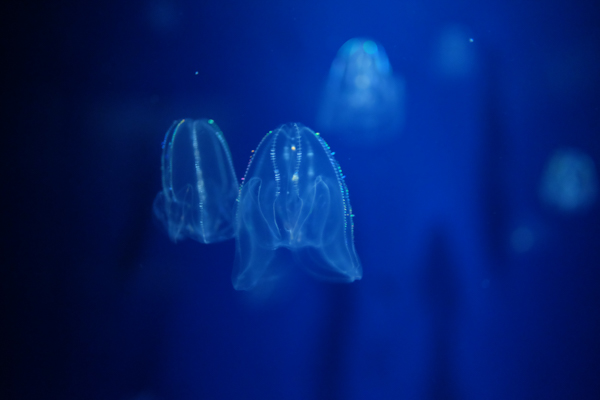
[
  {"x1": 539, "y1": 148, "x2": 598, "y2": 212},
  {"x1": 317, "y1": 38, "x2": 405, "y2": 144},
  {"x1": 153, "y1": 118, "x2": 238, "y2": 243},
  {"x1": 233, "y1": 123, "x2": 362, "y2": 290}
]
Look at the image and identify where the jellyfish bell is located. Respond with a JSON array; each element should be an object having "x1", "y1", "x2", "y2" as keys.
[
  {"x1": 233, "y1": 123, "x2": 362, "y2": 291},
  {"x1": 330, "y1": 39, "x2": 391, "y2": 86},
  {"x1": 317, "y1": 38, "x2": 405, "y2": 145}
]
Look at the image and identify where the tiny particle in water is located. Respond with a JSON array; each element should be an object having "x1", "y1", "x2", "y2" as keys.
[
  {"x1": 195, "y1": 71, "x2": 199, "y2": 75},
  {"x1": 469, "y1": 38, "x2": 474, "y2": 43}
]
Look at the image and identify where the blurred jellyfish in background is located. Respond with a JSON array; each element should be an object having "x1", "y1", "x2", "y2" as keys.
[
  {"x1": 540, "y1": 148, "x2": 598, "y2": 213},
  {"x1": 317, "y1": 38, "x2": 405, "y2": 144}
]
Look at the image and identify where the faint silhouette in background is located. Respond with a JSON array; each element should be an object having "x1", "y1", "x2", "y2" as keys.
[
  {"x1": 317, "y1": 38, "x2": 405, "y2": 144},
  {"x1": 540, "y1": 148, "x2": 598, "y2": 213}
]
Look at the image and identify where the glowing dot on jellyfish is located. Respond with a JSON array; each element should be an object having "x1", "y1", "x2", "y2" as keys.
[{"x1": 291, "y1": 145, "x2": 296, "y2": 151}]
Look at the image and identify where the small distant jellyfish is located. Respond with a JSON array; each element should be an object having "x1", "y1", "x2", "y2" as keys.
[
  {"x1": 540, "y1": 148, "x2": 598, "y2": 212},
  {"x1": 317, "y1": 38, "x2": 405, "y2": 144}
]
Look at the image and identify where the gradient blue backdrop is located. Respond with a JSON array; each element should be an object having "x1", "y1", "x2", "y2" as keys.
[{"x1": 4, "y1": 0, "x2": 600, "y2": 399}]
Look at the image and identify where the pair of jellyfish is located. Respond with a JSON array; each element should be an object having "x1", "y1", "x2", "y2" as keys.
[
  {"x1": 154, "y1": 39, "x2": 402, "y2": 290},
  {"x1": 153, "y1": 119, "x2": 362, "y2": 290}
]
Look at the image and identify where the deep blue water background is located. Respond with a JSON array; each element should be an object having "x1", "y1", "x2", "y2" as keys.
[{"x1": 4, "y1": 0, "x2": 600, "y2": 399}]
